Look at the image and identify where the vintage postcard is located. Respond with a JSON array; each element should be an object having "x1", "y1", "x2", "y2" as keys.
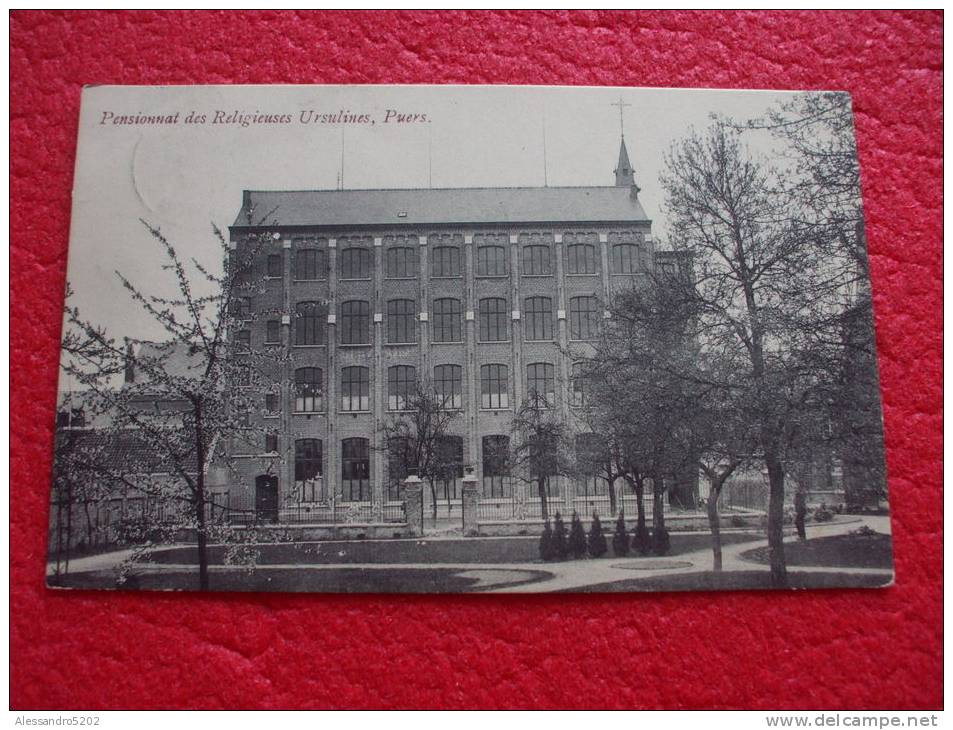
[{"x1": 48, "y1": 84, "x2": 892, "y2": 593}]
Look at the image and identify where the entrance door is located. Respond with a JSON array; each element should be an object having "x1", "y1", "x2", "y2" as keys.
[{"x1": 255, "y1": 475, "x2": 279, "y2": 523}]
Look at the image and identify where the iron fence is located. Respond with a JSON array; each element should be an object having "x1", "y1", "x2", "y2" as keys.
[
  {"x1": 476, "y1": 492, "x2": 656, "y2": 523},
  {"x1": 216, "y1": 501, "x2": 406, "y2": 526}
]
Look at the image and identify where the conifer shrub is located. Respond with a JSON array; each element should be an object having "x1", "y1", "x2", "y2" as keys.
[
  {"x1": 552, "y1": 511, "x2": 569, "y2": 560},
  {"x1": 612, "y1": 512, "x2": 630, "y2": 556},
  {"x1": 568, "y1": 512, "x2": 587, "y2": 559},
  {"x1": 539, "y1": 519, "x2": 555, "y2": 561},
  {"x1": 588, "y1": 514, "x2": 608, "y2": 558}
]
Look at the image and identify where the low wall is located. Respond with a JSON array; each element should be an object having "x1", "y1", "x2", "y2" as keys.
[
  {"x1": 175, "y1": 522, "x2": 412, "y2": 542},
  {"x1": 473, "y1": 510, "x2": 764, "y2": 536}
]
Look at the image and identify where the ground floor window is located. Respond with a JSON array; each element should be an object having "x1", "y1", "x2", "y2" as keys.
[
  {"x1": 386, "y1": 436, "x2": 416, "y2": 501},
  {"x1": 482, "y1": 435, "x2": 512, "y2": 497},
  {"x1": 295, "y1": 438, "x2": 324, "y2": 502},
  {"x1": 342, "y1": 437, "x2": 370, "y2": 501},
  {"x1": 434, "y1": 435, "x2": 464, "y2": 500}
]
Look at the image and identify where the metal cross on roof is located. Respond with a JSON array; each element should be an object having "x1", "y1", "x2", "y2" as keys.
[{"x1": 610, "y1": 97, "x2": 631, "y2": 138}]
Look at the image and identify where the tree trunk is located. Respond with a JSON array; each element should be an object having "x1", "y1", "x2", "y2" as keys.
[
  {"x1": 707, "y1": 479, "x2": 723, "y2": 572},
  {"x1": 607, "y1": 476, "x2": 618, "y2": 517},
  {"x1": 538, "y1": 476, "x2": 549, "y2": 523},
  {"x1": 652, "y1": 482, "x2": 665, "y2": 536},
  {"x1": 194, "y1": 402, "x2": 209, "y2": 592},
  {"x1": 765, "y1": 452, "x2": 788, "y2": 588},
  {"x1": 429, "y1": 480, "x2": 438, "y2": 521}
]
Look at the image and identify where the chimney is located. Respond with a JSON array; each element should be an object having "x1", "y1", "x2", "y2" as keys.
[{"x1": 124, "y1": 338, "x2": 135, "y2": 384}]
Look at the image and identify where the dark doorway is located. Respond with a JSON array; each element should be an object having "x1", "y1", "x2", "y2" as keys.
[{"x1": 255, "y1": 475, "x2": 279, "y2": 523}]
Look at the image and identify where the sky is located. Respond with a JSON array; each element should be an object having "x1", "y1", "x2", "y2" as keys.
[{"x1": 63, "y1": 83, "x2": 804, "y2": 387}]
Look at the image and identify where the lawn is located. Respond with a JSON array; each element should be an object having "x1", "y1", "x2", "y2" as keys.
[
  {"x1": 143, "y1": 531, "x2": 762, "y2": 566},
  {"x1": 740, "y1": 531, "x2": 894, "y2": 570},
  {"x1": 49, "y1": 566, "x2": 553, "y2": 593},
  {"x1": 570, "y1": 570, "x2": 894, "y2": 593}
]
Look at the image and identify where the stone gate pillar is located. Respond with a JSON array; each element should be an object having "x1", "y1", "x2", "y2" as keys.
[
  {"x1": 461, "y1": 466, "x2": 480, "y2": 536},
  {"x1": 402, "y1": 474, "x2": 424, "y2": 537}
]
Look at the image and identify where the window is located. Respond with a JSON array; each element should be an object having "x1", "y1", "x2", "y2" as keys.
[
  {"x1": 387, "y1": 436, "x2": 415, "y2": 501},
  {"x1": 236, "y1": 363, "x2": 251, "y2": 387},
  {"x1": 341, "y1": 438, "x2": 370, "y2": 501},
  {"x1": 235, "y1": 329, "x2": 251, "y2": 352},
  {"x1": 480, "y1": 364, "x2": 509, "y2": 409},
  {"x1": 575, "y1": 433, "x2": 608, "y2": 497},
  {"x1": 569, "y1": 296, "x2": 599, "y2": 340},
  {"x1": 522, "y1": 244, "x2": 552, "y2": 276},
  {"x1": 265, "y1": 393, "x2": 279, "y2": 414},
  {"x1": 388, "y1": 365, "x2": 416, "y2": 410},
  {"x1": 612, "y1": 243, "x2": 641, "y2": 274},
  {"x1": 295, "y1": 301, "x2": 325, "y2": 345},
  {"x1": 482, "y1": 435, "x2": 511, "y2": 498},
  {"x1": 432, "y1": 298, "x2": 462, "y2": 342},
  {"x1": 294, "y1": 248, "x2": 326, "y2": 280},
  {"x1": 524, "y1": 296, "x2": 553, "y2": 340},
  {"x1": 233, "y1": 297, "x2": 251, "y2": 319},
  {"x1": 385, "y1": 247, "x2": 418, "y2": 278},
  {"x1": 340, "y1": 247, "x2": 372, "y2": 279},
  {"x1": 341, "y1": 366, "x2": 369, "y2": 411},
  {"x1": 386, "y1": 299, "x2": 416, "y2": 344},
  {"x1": 567, "y1": 243, "x2": 598, "y2": 275},
  {"x1": 434, "y1": 364, "x2": 462, "y2": 409},
  {"x1": 294, "y1": 367, "x2": 323, "y2": 413},
  {"x1": 526, "y1": 362, "x2": 555, "y2": 407},
  {"x1": 266, "y1": 254, "x2": 282, "y2": 278},
  {"x1": 431, "y1": 246, "x2": 461, "y2": 277},
  {"x1": 478, "y1": 297, "x2": 508, "y2": 342},
  {"x1": 265, "y1": 320, "x2": 281, "y2": 344},
  {"x1": 434, "y1": 435, "x2": 464, "y2": 500},
  {"x1": 265, "y1": 433, "x2": 278, "y2": 453},
  {"x1": 476, "y1": 245, "x2": 507, "y2": 277},
  {"x1": 570, "y1": 362, "x2": 590, "y2": 406},
  {"x1": 295, "y1": 439, "x2": 324, "y2": 502},
  {"x1": 340, "y1": 300, "x2": 370, "y2": 344}
]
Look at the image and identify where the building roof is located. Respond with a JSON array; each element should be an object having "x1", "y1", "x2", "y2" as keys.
[{"x1": 231, "y1": 185, "x2": 650, "y2": 229}]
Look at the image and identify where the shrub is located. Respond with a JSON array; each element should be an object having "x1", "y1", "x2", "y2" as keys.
[
  {"x1": 652, "y1": 525, "x2": 671, "y2": 556},
  {"x1": 612, "y1": 513, "x2": 630, "y2": 556},
  {"x1": 539, "y1": 520, "x2": 555, "y2": 561},
  {"x1": 588, "y1": 514, "x2": 608, "y2": 558},
  {"x1": 730, "y1": 514, "x2": 746, "y2": 528},
  {"x1": 814, "y1": 505, "x2": 834, "y2": 523},
  {"x1": 552, "y1": 512, "x2": 569, "y2": 560},
  {"x1": 568, "y1": 512, "x2": 587, "y2": 559},
  {"x1": 633, "y1": 521, "x2": 652, "y2": 555}
]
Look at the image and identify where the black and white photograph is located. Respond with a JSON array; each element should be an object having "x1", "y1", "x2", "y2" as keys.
[{"x1": 48, "y1": 84, "x2": 893, "y2": 594}]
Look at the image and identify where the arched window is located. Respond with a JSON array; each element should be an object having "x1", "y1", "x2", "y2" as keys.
[
  {"x1": 294, "y1": 248, "x2": 326, "y2": 280},
  {"x1": 385, "y1": 247, "x2": 418, "y2": 278},
  {"x1": 386, "y1": 299, "x2": 416, "y2": 344},
  {"x1": 341, "y1": 438, "x2": 370, "y2": 502},
  {"x1": 295, "y1": 439, "x2": 324, "y2": 502},
  {"x1": 341, "y1": 366, "x2": 369, "y2": 411},
  {"x1": 478, "y1": 297, "x2": 508, "y2": 342},
  {"x1": 295, "y1": 301, "x2": 326, "y2": 345},
  {"x1": 432, "y1": 298, "x2": 462, "y2": 342},
  {"x1": 575, "y1": 433, "x2": 609, "y2": 497},
  {"x1": 566, "y1": 243, "x2": 598, "y2": 275},
  {"x1": 476, "y1": 245, "x2": 508, "y2": 277},
  {"x1": 526, "y1": 362, "x2": 555, "y2": 407},
  {"x1": 569, "y1": 295, "x2": 599, "y2": 340},
  {"x1": 340, "y1": 247, "x2": 372, "y2": 279},
  {"x1": 388, "y1": 365, "x2": 416, "y2": 411},
  {"x1": 522, "y1": 245, "x2": 552, "y2": 276},
  {"x1": 612, "y1": 243, "x2": 641, "y2": 274},
  {"x1": 480, "y1": 364, "x2": 509, "y2": 409},
  {"x1": 434, "y1": 435, "x2": 464, "y2": 500},
  {"x1": 340, "y1": 300, "x2": 370, "y2": 344},
  {"x1": 482, "y1": 435, "x2": 511, "y2": 498},
  {"x1": 431, "y1": 246, "x2": 461, "y2": 277},
  {"x1": 434, "y1": 364, "x2": 462, "y2": 409},
  {"x1": 570, "y1": 362, "x2": 590, "y2": 406},
  {"x1": 524, "y1": 296, "x2": 553, "y2": 341},
  {"x1": 294, "y1": 367, "x2": 323, "y2": 413},
  {"x1": 386, "y1": 436, "x2": 415, "y2": 501}
]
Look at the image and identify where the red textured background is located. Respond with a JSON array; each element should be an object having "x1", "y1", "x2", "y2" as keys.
[{"x1": 10, "y1": 10, "x2": 943, "y2": 710}]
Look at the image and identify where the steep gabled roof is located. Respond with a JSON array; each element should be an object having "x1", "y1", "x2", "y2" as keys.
[{"x1": 232, "y1": 185, "x2": 650, "y2": 229}]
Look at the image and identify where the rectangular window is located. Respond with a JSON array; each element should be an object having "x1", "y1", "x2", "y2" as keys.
[
  {"x1": 235, "y1": 329, "x2": 251, "y2": 352},
  {"x1": 386, "y1": 299, "x2": 416, "y2": 344},
  {"x1": 388, "y1": 365, "x2": 416, "y2": 410},
  {"x1": 294, "y1": 248, "x2": 326, "y2": 280},
  {"x1": 295, "y1": 301, "x2": 325, "y2": 345},
  {"x1": 478, "y1": 298, "x2": 508, "y2": 342},
  {"x1": 265, "y1": 433, "x2": 278, "y2": 453},
  {"x1": 476, "y1": 245, "x2": 507, "y2": 277},
  {"x1": 434, "y1": 364, "x2": 462, "y2": 409},
  {"x1": 340, "y1": 247, "x2": 372, "y2": 280},
  {"x1": 342, "y1": 366, "x2": 370, "y2": 411},
  {"x1": 431, "y1": 246, "x2": 461, "y2": 277},
  {"x1": 612, "y1": 243, "x2": 641, "y2": 274},
  {"x1": 527, "y1": 362, "x2": 555, "y2": 407},
  {"x1": 385, "y1": 247, "x2": 418, "y2": 278},
  {"x1": 341, "y1": 438, "x2": 370, "y2": 501},
  {"x1": 432, "y1": 298, "x2": 462, "y2": 342},
  {"x1": 571, "y1": 362, "x2": 589, "y2": 407},
  {"x1": 566, "y1": 243, "x2": 598, "y2": 275},
  {"x1": 265, "y1": 393, "x2": 280, "y2": 414},
  {"x1": 480, "y1": 364, "x2": 509, "y2": 409},
  {"x1": 522, "y1": 245, "x2": 552, "y2": 276},
  {"x1": 294, "y1": 368, "x2": 323, "y2": 413},
  {"x1": 266, "y1": 254, "x2": 282, "y2": 278},
  {"x1": 233, "y1": 297, "x2": 252, "y2": 319},
  {"x1": 340, "y1": 300, "x2": 370, "y2": 345},
  {"x1": 265, "y1": 320, "x2": 281, "y2": 344},
  {"x1": 524, "y1": 296, "x2": 553, "y2": 340},
  {"x1": 569, "y1": 296, "x2": 599, "y2": 340}
]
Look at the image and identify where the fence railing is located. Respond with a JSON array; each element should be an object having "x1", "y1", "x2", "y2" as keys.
[
  {"x1": 477, "y1": 492, "x2": 657, "y2": 523},
  {"x1": 213, "y1": 501, "x2": 407, "y2": 526}
]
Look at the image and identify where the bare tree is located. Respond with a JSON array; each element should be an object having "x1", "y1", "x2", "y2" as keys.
[{"x1": 58, "y1": 219, "x2": 276, "y2": 590}]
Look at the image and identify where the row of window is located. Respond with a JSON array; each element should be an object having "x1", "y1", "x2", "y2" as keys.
[
  {"x1": 288, "y1": 433, "x2": 609, "y2": 503},
  {"x1": 248, "y1": 242, "x2": 647, "y2": 282},
  {"x1": 235, "y1": 295, "x2": 601, "y2": 347},
  {"x1": 288, "y1": 362, "x2": 589, "y2": 413}
]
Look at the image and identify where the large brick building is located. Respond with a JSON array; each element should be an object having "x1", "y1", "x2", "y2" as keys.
[{"x1": 226, "y1": 139, "x2": 676, "y2": 520}]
